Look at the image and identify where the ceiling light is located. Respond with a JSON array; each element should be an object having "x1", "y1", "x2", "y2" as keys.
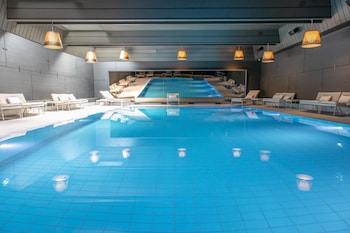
[
  {"x1": 85, "y1": 50, "x2": 97, "y2": 64},
  {"x1": 302, "y1": 19, "x2": 321, "y2": 48},
  {"x1": 234, "y1": 46, "x2": 244, "y2": 61},
  {"x1": 43, "y1": 22, "x2": 63, "y2": 49},
  {"x1": 262, "y1": 44, "x2": 275, "y2": 63},
  {"x1": 177, "y1": 48, "x2": 187, "y2": 60},
  {"x1": 119, "y1": 50, "x2": 129, "y2": 60}
]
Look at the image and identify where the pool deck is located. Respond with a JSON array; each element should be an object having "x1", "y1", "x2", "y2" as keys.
[{"x1": 1, "y1": 77, "x2": 350, "y2": 139}]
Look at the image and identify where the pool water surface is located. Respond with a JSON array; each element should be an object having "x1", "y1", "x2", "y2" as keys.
[
  {"x1": 0, "y1": 106, "x2": 350, "y2": 233},
  {"x1": 137, "y1": 77, "x2": 223, "y2": 98}
]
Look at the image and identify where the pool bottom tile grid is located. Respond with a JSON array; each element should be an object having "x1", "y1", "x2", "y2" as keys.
[{"x1": 0, "y1": 106, "x2": 350, "y2": 233}]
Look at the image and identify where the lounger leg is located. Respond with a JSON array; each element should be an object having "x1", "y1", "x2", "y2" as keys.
[
  {"x1": 1, "y1": 111, "x2": 4, "y2": 120},
  {"x1": 19, "y1": 109, "x2": 23, "y2": 118}
]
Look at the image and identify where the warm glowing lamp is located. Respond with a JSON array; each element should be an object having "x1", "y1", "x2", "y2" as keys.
[
  {"x1": 302, "y1": 31, "x2": 321, "y2": 48},
  {"x1": 44, "y1": 30, "x2": 63, "y2": 49},
  {"x1": 177, "y1": 49, "x2": 187, "y2": 60},
  {"x1": 234, "y1": 47, "x2": 244, "y2": 61},
  {"x1": 85, "y1": 50, "x2": 97, "y2": 64},
  {"x1": 119, "y1": 50, "x2": 129, "y2": 60},
  {"x1": 261, "y1": 44, "x2": 275, "y2": 63},
  {"x1": 302, "y1": 19, "x2": 321, "y2": 48}
]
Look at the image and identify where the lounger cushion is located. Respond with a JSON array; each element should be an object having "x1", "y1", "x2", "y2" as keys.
[
  {"x1": 0, "y1": 98, "x2": 8, "y2": 105},
  {"x1": 67, "y1": 94, "x2": 77, "y2": 101},
  {"x1": 6, "y1": 96, "x2": 21, "y2": 104},
  {"x1": 283, "y1": 95, "x2": 292, "y2": 100},
  {"x1": 338, "y1": 95, "x2": 350, "y2": 103},
  {"x1": 319, "y1": 95, "x2": 332, "y2": 101},
  {"x1": 58, "y1": 95, "x2": 69, "y2": 101}
]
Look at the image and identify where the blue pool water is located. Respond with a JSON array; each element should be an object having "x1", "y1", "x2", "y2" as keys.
[
  {"x1": 1, "y1": 106, "x2": 350, "y2": 233},
  {"x1": 137, "y1": 77, "x2": 223, "y2": 98}
]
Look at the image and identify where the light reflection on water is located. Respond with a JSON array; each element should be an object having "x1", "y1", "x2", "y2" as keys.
[{"x1": 0, "y1": 106, "x2": 350, "y2": 232}]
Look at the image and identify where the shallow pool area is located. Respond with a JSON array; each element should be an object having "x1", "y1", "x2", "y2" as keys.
[
  {"x1": 137, "y1": 77, "x2": 223, "y2": 98},
  {"x1": 0, "y1": 106, "x2": 350, "y2": 233}
]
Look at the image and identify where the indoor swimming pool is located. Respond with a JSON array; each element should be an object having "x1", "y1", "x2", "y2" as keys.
[
  {"x1": 137, "y1": 77, "x2": 223, "y2": 98},
  {"x1": 0, "y1": 106, "x2": 350, "y2": 233}
]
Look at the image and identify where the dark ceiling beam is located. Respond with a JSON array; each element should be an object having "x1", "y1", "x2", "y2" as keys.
[
  {"x1": 63, "y1": 30, "x2": 280, "y2": 46},
  {"x1": 7, "y1": 0, "x2": 331, "y2": 22}
]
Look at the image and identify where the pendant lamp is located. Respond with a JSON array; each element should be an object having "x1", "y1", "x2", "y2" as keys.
[
  {"x1": 85, "y1": 49, "x2": 97, "y2": 64},
  {"x1": 302, "y1": 19, "x2": 321, "y2": 48},
  {"x1": 119, "y1": 50, "x2": 129, "y2": 60},
  {"x1": 177, "y1": 48, "x2": 187, "y2": 60},
  {"x1": 262, "y1": 44, "x2": 275, "y2": 63},
  {"x1": 44, "y1": 22, "x2": 63, "y2": 49},
  {"x1": 234, "y1": 46, "x2": 244, "y2": 61}
]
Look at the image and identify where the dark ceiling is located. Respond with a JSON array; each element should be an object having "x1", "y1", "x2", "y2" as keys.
[{"x1": 7, "y1": 0, "x2": 332, "y2": 62}]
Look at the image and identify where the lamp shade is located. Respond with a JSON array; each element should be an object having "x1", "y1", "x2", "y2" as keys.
[
  {"x1": 44, "y1": 31, "x2": 63, "y2": 49},
  {"x1": 234, "y1": 49, "x2": 244, "y2": 61},
  {"x1": 119, "y1": 50, "x2": 129, "y2": 60},
  {"x1": 85, "y1": 51, "x2": 97, "y2": 64},
  {"x1": 302, "y1": 30, "x2": 321, "y2": 48},
  {"x1": 262, "y1": 50, "x2": 275, "y2": 63},
  {"x1": 177, "y1": 49, "x2": 187, "y2": 60}
]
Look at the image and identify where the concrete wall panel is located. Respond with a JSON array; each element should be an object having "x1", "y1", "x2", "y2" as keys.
[
  {"x1": 261, "y1": 25, "x2": 350, "y2": 99},
  {"x1": 0, "y1": 30, "x2": 94, "y2": 100}
]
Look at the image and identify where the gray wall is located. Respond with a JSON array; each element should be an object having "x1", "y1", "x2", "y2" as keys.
[
  {"x1": 0, "y1": 30, "x2": 94, "y2": 100},
  {"x1": 94, "y1": 61, "x2": 261, "y2": 97},
  {"x1": 261, "y1": 25, "x2": 350, "y2": 99}
]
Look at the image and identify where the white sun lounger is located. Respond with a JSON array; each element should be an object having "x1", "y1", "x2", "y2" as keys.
[
  {"x1": 299, "y1": 92, "x2": 341, "y2": 115},
  {"x1": 50, "y1": 94, "x2": 88, "y2": 111},
  {"x1": 263, "y1": 92, "x2": 295, "y2": 108},
  {"x1": 0, "y1": 93, "x2": 45, "y2": 120},
  {"x1": 231, "y1": 90, "x2": 260, "y2": 105},
  {"x1": 98, "y1": 91, "x2": 133, "y2": 106}
]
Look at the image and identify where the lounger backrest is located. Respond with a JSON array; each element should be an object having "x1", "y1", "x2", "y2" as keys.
[
  {"x1": 51, "y1": 93, "x2": 77, "y2": 101},
  {"x1": 315, "y1": 92, "x2": 341, "y2": 102},
  {"x1": 67, "y1": 94, "x2": 77, "y2": 101},
  {"x1": 100, "y1": 91, "x2": 114, "y2": 99},
  {"x1": 282, "y1": 93, "x2": 295, "y2": 100},
  {"x1": 338, "y1": 92, "x2": 350, "y2": 103},
  {"x1": 272, "y1": 93, "x2": 284, "y2": 99},
  {"x1": 0, "y1": 93, "x2": 26, "y2": 104},
  {"x1": 51, "y1": 94, "x2": 60, "y2": 101},
  {"x1": 246, "y1": 90, "x2": 260, "y2": 99}
]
